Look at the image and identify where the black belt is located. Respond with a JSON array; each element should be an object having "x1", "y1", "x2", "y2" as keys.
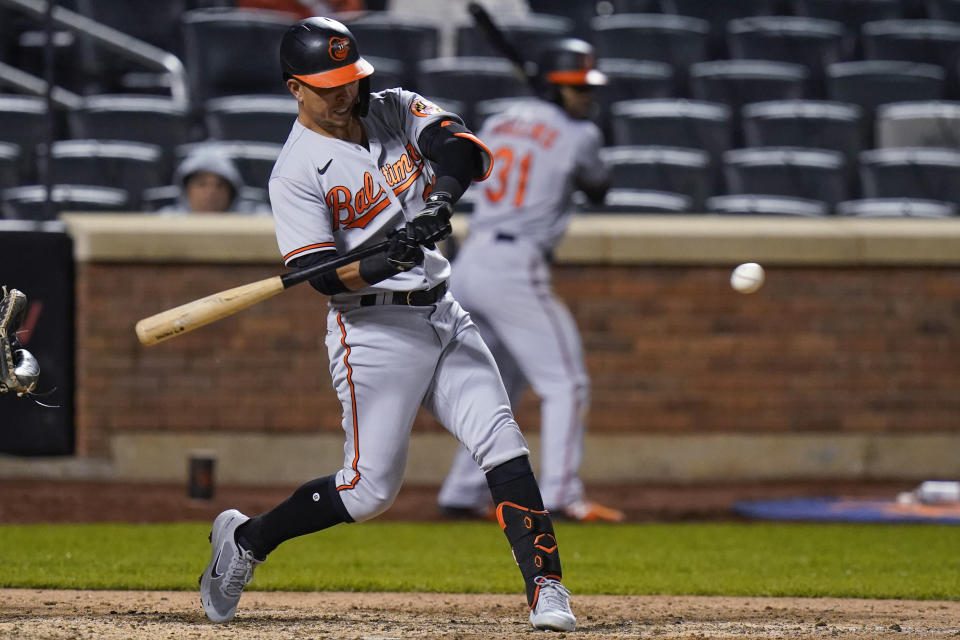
[
  {"x1": 494, "y1": 232, "x2": 553, "y2": 263},
  {"x1": 359, "y1": 281, "x2": 447, "y2": 307}
]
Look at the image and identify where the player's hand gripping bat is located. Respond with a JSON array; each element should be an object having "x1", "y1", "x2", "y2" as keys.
[
  {"x1": 135, "y1": 241, "x2": 388, "y2": 346},
  {"x1": 467, "y1": 1, "x2": 536, "y2": 88}
]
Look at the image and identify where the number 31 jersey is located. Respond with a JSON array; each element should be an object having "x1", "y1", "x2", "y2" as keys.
[{"x1": 468, "y1": 99, "x2": 610, "y2": 253}]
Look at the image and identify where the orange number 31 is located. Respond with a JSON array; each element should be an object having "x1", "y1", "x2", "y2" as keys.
[{"x1": 484, "y1": 146, "x2": 532, "y2": 208}]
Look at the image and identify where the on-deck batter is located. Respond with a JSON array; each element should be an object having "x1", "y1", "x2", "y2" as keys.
[
  {"x1": 199, "y1": 17, "x2": 576, "y2": 632},
  {"x1": 438, "y1": 38, "x2": 625, "y2": 523}
]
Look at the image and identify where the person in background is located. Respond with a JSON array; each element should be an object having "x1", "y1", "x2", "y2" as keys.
[
  {"x1": 437, "y1": 38, "x2": 626, "y2": 523},
  {"x1": 161, "y1": 146, "x2": 269, "y2": 214}
]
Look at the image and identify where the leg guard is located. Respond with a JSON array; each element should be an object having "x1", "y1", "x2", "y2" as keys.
[{"x1": 496, "y1": 501, "x2": 563, "y2": 607}]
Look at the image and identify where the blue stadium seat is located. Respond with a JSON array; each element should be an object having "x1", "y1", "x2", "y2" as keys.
[
  {"x1": 455, "y1": 13, "x2": 573, "y2": 59},
  {"x1": 182, "y1": 8, "x2": 293, "y2": 104},
  {"x1": 341, "y1": 14, "x2": 441, "y2": 92},
  {"x1": 875, "y1": 101, "x2": 960, "y2": 148},
  {"x1": 204, "y1": 94, "x2": 297, "y2": 143},
  {"x1": 706, "y1": 193, "x2": 829, "y2": 216},
  {"x1": 584, "y1": 188, "x2": 693, "y2": 214},
  {"x1": 723, "y1": 146, "x2": 848, "y2": 206},
  {"x1": 660, "y1": 0, "x2": 779, "y2": 57},
  {"x1": 595, "y1": 59, "x2": 675, "y2": 143},
  {"x1": 49, "y1": 140, "x2": 166, "y2": 209},
  {"x1": 727, "y1": 16, "x2": 848, "y2": 95},
  {"x1": 416, "y1": 57, "x2": 532, "y2": 130},
  {"x1": 68, "y1": 95, "x2": 193, "y2": 159},
  {"x1": 0, "y1": 96, "x2": 47, "y2": 179},
  {"x1": 599, "y1": 146, "x2": 712, "y2": 210},
  {"x1": 1, "y1": 185, "x2": 130, "y2": 220},
  {"x1": 859, "y1": 147, "x2": 960, "y2": 203},
  {"x1": 861, "y1": 19, "x2": 960, "y2": 94},
  {"x1": 835, "y1": 197, "x2": 957, "y2": 217},
  {"x1": 0, "y1": 142, "x2": 22, "y2": 189},
  {"x1": 590, "y1": 14, "x2": 711, "y2": 95}
]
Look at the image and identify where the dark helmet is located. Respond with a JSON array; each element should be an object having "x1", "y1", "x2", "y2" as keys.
[
  {"x1": 535, "y1": 38, "x2": 607, "y2": 101},
  {"x1": 280, "y1": 17, "x2": 374, "y2": 113}
]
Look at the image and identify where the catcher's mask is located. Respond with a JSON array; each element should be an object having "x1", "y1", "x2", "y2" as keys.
[
  {"x1": 535, "y1": 38, "x2": 607, "y2": 106},
  {"x1": 280, "y1": 17, "x2": 374, "y2": 116}
]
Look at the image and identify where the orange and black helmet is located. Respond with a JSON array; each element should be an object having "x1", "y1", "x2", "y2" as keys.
[
  {"x1": 280, "y1": 17, "x2": 374, "y2": 113},
  {"x1": 536, "y1": 38, "x2": 607, "y2": 92}
]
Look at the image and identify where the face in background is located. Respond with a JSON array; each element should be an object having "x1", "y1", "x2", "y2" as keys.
[
  {"x1": 287, "y1": 78, "x2": 360, "y2": 137},
  {"x1": 559, "y1": 84, "x2": 596, "y2": 121},
  {"x1": 185, "y1": 171, "x2": 234, "y2": 213}
]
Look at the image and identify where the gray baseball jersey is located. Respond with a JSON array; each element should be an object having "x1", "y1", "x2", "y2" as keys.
[
  {"x1": 466, "y1": 98, "x2": 608, "y2": 252},
  {"x1": 270, "y1": 89, "x2": 454, "y2": 299},
  {"x1": 269, "y1": 89, "x2": 529, "y2": 522},
  {"x1": 439, "y1": 98, "x2": 609, "y2": 513}
]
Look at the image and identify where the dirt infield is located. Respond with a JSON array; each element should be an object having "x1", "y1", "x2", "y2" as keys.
[{"x1": 2, "y1": 589, "x2": 958, "y2": 639}]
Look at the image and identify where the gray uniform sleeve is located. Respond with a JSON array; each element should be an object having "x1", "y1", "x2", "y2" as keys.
[
  {"x1": 270, "y1": 175, "x2": 336, "y2": 265},
  {"x1": 573, "y1": 123, "x2": 610, "y2": 189}
]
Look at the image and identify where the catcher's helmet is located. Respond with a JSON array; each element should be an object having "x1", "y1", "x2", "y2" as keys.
[
  {"x1": 280, "y1": 17, "x2": 374, "y2": 114},
  {"x1": 535, "y1": 38, "x2": 607, "y2": 92}
]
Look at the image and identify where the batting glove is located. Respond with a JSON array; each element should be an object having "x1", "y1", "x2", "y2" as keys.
[
  {"x1": 407, "y1": 191, "x2": 454, "y2": 247},
  {"x1": 385, "y1": 228, "x2": 424, "y2": 272}
]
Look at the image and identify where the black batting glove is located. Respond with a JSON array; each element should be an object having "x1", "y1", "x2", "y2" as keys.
[
  {"x1": 407, "y1": 191, "x2": 454, "y2": 248},
  {"x1": 385, "y1": 227, "x2": 424, "y2": 272}
]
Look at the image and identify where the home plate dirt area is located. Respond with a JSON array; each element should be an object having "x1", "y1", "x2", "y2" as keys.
[
  {"x1": 2, "y1": 479, "x2": 956, "y2": 639},
  {"x1": 1, "y1": 590, "x2": 958, "y2": 639}
]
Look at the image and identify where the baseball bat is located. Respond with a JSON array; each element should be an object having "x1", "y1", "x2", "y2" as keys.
[
  {"x1": 135, "y1": 241, "x2": 388, "y2": 346},
  {"x1": 467, "y1": 2, "x2": 535, "y2": 88}
]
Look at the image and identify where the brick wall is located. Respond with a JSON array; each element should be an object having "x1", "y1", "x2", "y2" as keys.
[{"x1": 75, "y1": 262, "x2": 960, "y2": 456}]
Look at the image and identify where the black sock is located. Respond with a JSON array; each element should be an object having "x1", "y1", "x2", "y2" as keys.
[
  {"x1": 235, "y1": 475, "x2": 353, "y2": 560},
  {"x1": 485, "y1": 456, "x2": 545, "y2": 511}
]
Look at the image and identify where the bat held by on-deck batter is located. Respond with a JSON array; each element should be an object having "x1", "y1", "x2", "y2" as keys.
[
  {"x1": 135, "y1": 240, "x2": 389, "y2": 346},
  {"x1": 466, "y1": 1, "x2": 536, "y2": 87}
]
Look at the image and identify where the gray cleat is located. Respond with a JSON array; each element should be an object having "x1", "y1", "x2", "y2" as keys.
[
  {"x1": 529, "y1": 576, "x2": 576, "y2": 631},
  {"x1": 199, "y1": 509, "x2": 262, "y2": 623}
]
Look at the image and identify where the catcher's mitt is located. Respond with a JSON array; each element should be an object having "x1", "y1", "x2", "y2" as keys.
[{"x1": 0, "y1": 286, "x2": 39, "y2": 397}]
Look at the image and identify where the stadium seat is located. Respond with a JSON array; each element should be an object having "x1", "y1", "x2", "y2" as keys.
[
  {"x1": 609, "y1": 0, "x2": 660, "y2": 12},
  {"x1": 174, "y1": 141, "x2": 282, "y2": 191},
  {"x1": 742, "y1": 100, "x2": 863, "y2": 195},
  {"x1": 791, "y1": 0, "x2": 901, "y2": 29},
  {"x1": 68, "y1": 95, "x2": 193, "y2": 159},
  {"x1": 471, "y1": 97, "x2": 531, "y2": 129},
  {"x1": 706, "y1": 193, "x2": 829, "y2": 216},
  {"x1": 926, "y1": 0, "x2": 960, "y2": 21},
  {"x1": 74, "y1": 0, "x2": 187, "y2": 94},
  {"x1": 13, "y1": 30, "x2": 86, "y2": 94},
  {"x1": 726, "y1": 16, "x2": 848, "y2": 94},
  {"x1": 875, "y1": 101, "x2": 960, "y2": 148},
  {"x1": 0, "y1": 96, "x2": 48, "y2": 177},
  {"x1": 365, "y1": 56, "x2": 407, "y2": 94},
  {"x1": 583, "y1": 188, "x2": 693, "y2": 214},
  {"x1": 599, "y1": 146, "x2": 712, "y2": 210},
  {"x1": 204, "y1": 94, "x2": 297, "y2": 143},
  {"x1": 455, "y1": 13, "x2": 574, "y2": 58},
  {"x1": 609, "y1": 99, "x2": 732, "y2": 158},
  {"x1": 861, "y1": 19, "x2": 960, "y2": 93},
  {"x1": 835, "y1": 197, "x2": 957, "y2": 217},
  {"x1": 590, "y1": 14, "x2": 711, "y2": 95},
  {"x1": 416, "y1": 57, "x2": 532, "y2": 130},
  {"x1": 341, "y1": 14, "x2": 441, "y2": 92},
  {"x1": 0, "y1": 143, "x2": 21, "y2": 189},
  {"x1": 595, "y1": 59, "x2": 674, "y2": 143},
  {"x1": 723, "y1": 146, "x2": 847, "y2": 206},
  {"x1": 689, "y1": 60, "x2": 808, "y2": 145},
  {"x1": 526, "y1": 0, "x2": 599, "y2": 39},
  {"x1": 659, "y1": 0, "x2": 779, "y2": 57},
  {"x1": 859, "y1": 147, "x2": 960, "y2": 203},
  {"x1": 792, "y1": 0, "x2": 901, "y2": 56},
  {"x1": 182, "y1": 8, "x2": 293, "y2": 105},
  {"x1": 1, "y1": 185, "x2": 130, "y2": 221},
  {"x1": 141, "y1": 184, "x2": 181, "y2": 212},
  {"x1": 826, "y1": 60, "x2": 945, "y2": 146},
  {"x1": 49, "y1": 140, "x2": 166, "y2": 209}
]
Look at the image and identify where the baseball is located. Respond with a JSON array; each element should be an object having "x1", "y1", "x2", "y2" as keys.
[{"x1": 730, "y1": 262, "x2": 765, "y2": 294}]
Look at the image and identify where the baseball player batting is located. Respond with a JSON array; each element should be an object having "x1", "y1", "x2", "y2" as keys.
[
  {"x1": 437, "y1": 39, "x2": 625, "y2": 524},
  {"x1": 199, "y1": 17, "x2": 575, "y2": 632}
]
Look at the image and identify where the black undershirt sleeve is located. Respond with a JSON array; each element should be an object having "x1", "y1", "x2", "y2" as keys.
[{"x1": 289, "y1": 250, "x2": 348, "y2": 295}]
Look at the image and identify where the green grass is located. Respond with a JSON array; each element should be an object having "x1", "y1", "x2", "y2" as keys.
[{"x1": 1, "y1": 521, "x2": 958, "y2": 599}]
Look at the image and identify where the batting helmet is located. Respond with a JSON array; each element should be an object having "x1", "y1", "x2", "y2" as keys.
[
  {"x1": 535, "y1": 38, "x2": 607, "y2": 97},
  {"x1": 280, "y1": 17, "x2": 374, "y2": 114}
]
